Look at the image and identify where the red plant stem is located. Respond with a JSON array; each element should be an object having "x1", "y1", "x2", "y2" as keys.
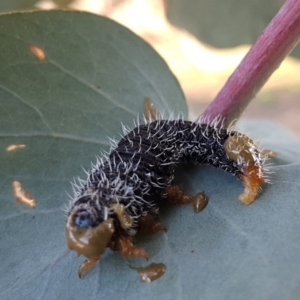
[{"x1": 196, "y1": 0, "x2": 300, "y2": 126}]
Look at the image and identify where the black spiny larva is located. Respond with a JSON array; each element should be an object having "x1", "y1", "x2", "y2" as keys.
[{"x1": 66, "y1": 116, "x2": 268, "y2": 277}]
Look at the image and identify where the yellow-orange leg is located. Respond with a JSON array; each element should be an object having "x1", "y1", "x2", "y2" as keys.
[
  {"x1": 239, "y1": 165, "x2": 265, "y2": 205},
  {"x1": 139, "y1": 214, "x2": 167, "y2": 234},
  {"x1": 118, "y1": 236, "x2": 149, "y2": 259},
  {"x1": 78, "y1": 256, "x2": 100, "y2": 278},
  {"x1": 166, "y1": 185, "x2": 208, "y2": 213},
  {"x1": 166, "y1": 185, "x2": 195, "y2": 205}
]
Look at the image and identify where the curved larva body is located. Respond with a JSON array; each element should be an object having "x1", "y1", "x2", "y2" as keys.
[{"x1": 66, "y1": 119, "x2": 267, "y2": 277}]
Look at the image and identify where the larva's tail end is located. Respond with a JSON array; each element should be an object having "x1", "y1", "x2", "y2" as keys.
[{"x1": 239, "y1": 165, "x2": 265, "y2": 205}]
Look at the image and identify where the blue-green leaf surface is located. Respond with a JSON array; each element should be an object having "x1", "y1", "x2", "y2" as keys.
[
  {"x1": 1, "y1": 10, "x2": 300, "y2": 300},
  {"x1": 0, "y1": 0, "x2": 39, "y2": 13}
]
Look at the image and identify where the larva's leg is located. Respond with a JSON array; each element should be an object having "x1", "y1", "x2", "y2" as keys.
[
  {"x1": 166, "y1": 185, "x2": 194, "y2": 205},
  {"x1": 117, "y1": 236, "x2": 148, "y2": 259},
  {"x1": 239, "y1": 166, "x2": 265, "y2": 205},
  {"x1": 144, "y1": 98, "x2": 161, "y2": 121},
  {"x1": 78, "y1": 256, "x2": 100, "y2": 278},
  {"x1": 166, "y1": 185, "x2": 208, "y2": 213},
  {"x1": 139, "y1": 214, "x2": 167, "y2": 234}
]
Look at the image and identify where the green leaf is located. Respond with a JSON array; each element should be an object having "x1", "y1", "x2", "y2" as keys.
[
  {"x1": 166, "y1": 0, "x2": 300, "y2": 59},
  {"x1": 1, "y1": 10, "x2": 300, "y2": 300},
  {"x1": 0, "y1": 0, "x2": 39, "y2": 13},
  {"x1": 52, "y1": 0, "x2": 74, "y2": 7}
]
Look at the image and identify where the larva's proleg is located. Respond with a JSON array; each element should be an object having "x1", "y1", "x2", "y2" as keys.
[
  {"x1": 166, "y1": 185, "x2": 195, "y2": 205},
  {"x1": 166, "y1": 185, "x2": 208, "y2": 213},
  {"x1": 117, "y1": 236, "x2": 149, "y2": 259},
  {"x1": 78, "y1": 257, "x2": 101, "y2": 278},
  {"x1": 193, "y1": 192, "x2": 209, "y2": 213},
  {"x1": 66, "y1": 118, "x2": 268, "y2": 277},
  {"x1": 139, "y1": 214, "x2": 167, "y2": 234},
  {"x1": 138, "y1": 263, "x2": 166, "y2": 283}
]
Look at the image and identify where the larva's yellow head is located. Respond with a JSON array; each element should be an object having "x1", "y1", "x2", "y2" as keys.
[
  {"x1": 66, "y1": 209, "x2": 115, "y2": 258},
  {"x1": 65, "y1": 194, "x2": 135, "y2": 259}
]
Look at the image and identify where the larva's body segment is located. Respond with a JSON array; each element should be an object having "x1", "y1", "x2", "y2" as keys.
[{"x1": 66, "y1": 119, "x2": 267, "y2": 277}]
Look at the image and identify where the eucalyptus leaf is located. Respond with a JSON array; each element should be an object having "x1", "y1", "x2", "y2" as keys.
[
  {"x1": 52, "y1": 0, "x2": 74, "y2": 7},
  {"x1": 1, "y1": 10, "x2": 300, "y2": 300},
  {"x1": 166, "y1": 0, "x2": 300, "y2": 59},
  {"x1": 0, "y1": 0, "x2": 39, "y2": 13}
]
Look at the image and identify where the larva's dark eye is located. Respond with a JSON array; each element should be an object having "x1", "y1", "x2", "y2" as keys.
[{"x1": 74, "y1": 211, "x2": 92, "y2": 228}]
